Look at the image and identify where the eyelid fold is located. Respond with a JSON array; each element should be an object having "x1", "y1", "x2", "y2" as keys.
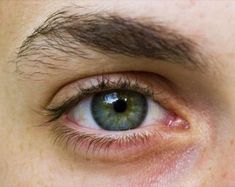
[{"x1": 46, "y1": 72, "x2": 172, "y2": 113}]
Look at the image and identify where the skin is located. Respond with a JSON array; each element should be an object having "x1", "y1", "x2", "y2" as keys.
[{"x1": 1, "y1": 0, "x2": 235, "y2": 187}]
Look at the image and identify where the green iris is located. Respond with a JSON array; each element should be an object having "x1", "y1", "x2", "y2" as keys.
[{"x1": 91, "y1": 90, "x2": 148, "y2": 131}]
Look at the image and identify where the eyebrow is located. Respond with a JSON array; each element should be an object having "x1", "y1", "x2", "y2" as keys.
[{"x1": 16, "y1": 7, "x2": 206, "y2": 74}]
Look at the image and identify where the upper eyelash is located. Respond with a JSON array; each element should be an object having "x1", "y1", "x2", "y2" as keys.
[{"x1": 43, "y1": 75, "x2": 154, "y2": 122}]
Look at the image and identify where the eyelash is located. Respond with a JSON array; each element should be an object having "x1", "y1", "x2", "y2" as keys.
[
  {"x1": 51, "y1": 124, "x2": 155, "y2": 156},
  {"x1": 42, "y1": 73, "x2": 189, "y2": 160},
  {"x1": 44, "y1": 75, "x2": 154, "y2": 122}
]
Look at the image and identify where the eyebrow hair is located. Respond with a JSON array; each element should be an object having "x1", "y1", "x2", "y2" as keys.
[{"x1": 16, "y1": 7, "x2": 205, "y2": 74}]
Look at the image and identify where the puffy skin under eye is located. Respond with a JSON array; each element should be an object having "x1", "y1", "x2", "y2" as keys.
[{"x1": 68, "y1": 89, "x2": 168, "y2": 131}]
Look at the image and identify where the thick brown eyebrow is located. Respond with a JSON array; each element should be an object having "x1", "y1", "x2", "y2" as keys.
[{"x1": 16, "y1": 7, "x2": 206, "y2": 74}]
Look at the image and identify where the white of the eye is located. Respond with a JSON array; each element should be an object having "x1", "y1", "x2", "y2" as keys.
[
  {"x1": 68, "y1": 96, "x2": 168, "y2": 129},
  {"x1": 142, "y1": 98, "x2": 167, "y2": 126}
]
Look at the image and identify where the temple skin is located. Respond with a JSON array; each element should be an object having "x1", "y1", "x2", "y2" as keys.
[{"x1": 1, "y1": 1, "x2": 235, "y2": 187}]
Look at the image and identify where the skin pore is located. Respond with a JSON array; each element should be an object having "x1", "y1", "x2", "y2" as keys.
[{"x1": 1, "y1": 1, "x2": 235, "y2": 187}]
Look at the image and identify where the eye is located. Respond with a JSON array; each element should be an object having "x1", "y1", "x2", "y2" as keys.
[
  {"x1": 69, "y1": 90, "x2": 167, "y2": 131},
  {"x1": 45, "y1": 72, "x2": 191, "y2": 162}
]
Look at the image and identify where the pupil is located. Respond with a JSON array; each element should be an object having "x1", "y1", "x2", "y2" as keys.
[{"x1": 113, "y1": 99, "x2": 127, "y2": 113}]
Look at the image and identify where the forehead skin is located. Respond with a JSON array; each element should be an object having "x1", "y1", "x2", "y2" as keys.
[{"x1": 1, "y1": 1, "x2": 235, "y2": 187}]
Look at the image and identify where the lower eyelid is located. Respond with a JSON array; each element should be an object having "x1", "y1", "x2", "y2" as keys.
[{"x1": 54, "y1": 116, "x2": 193, "y2": 162}]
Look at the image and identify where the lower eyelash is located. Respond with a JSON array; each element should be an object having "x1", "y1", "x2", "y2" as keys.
[
  {"x1": 49, "y1": 121, "x2": 162, "y2": 158},
  {"x1": 52, "y1": 124, "x2": 116, "y2": 153}
]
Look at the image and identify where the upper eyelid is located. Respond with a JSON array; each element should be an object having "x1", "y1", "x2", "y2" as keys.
[{"x1": 44, "y1": 74, "x2": 156, "y2": 122}]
